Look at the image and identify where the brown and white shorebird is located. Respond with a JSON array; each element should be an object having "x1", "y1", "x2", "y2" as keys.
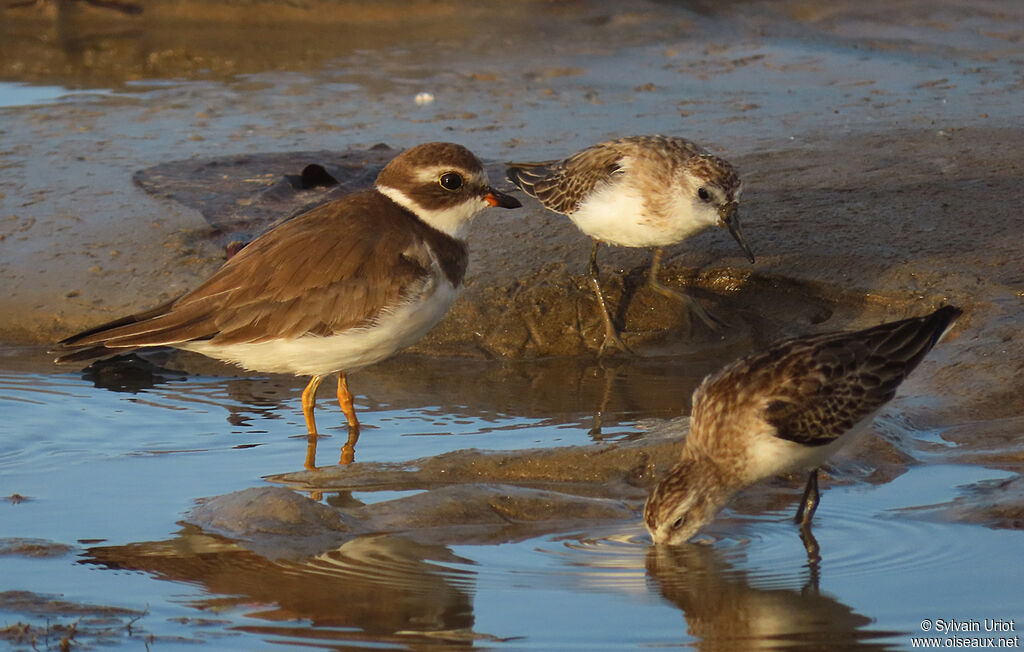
[
  {"x1": 644, "y1": 306, "x2": 962, "y2": 545},
  {"x1": 506, "y1": 135, "x2": 754, "y2": 354},
  {"x1": 54, "y1": 142, "x2": 521, "y2": 437}
]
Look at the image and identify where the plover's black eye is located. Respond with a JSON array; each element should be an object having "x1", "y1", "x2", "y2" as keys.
[
  {"x1": 697, "y1": 187, "x2": 711, "y2": 202},
  {"x1": 439, "y1": 172, "x2": 463, "y2": 191},
  {"x1": 671, "y1": 516, "x2": 686, "y2": 530}
]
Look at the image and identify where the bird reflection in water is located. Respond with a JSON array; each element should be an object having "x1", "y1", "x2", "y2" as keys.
[
  {"x1": 645, "y1": 543, "x2": 898, "y2": 649},
  {"x1": 82, "y1": 528, "x2": 506, "y2": 647},
  {"x1": 73, "y1": 353, "x2": 363, "y2": 469}
]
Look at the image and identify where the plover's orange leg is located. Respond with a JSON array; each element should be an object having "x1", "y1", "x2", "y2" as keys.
[
  {"x1": 794, "y1": 468, "x2": 820, "y2": 526},
  {"x1": 301, "y1": 374, "x2": 325, "y2": 435},
  {"x1": 340, "y1": 426, "x2": 360, "y2": 465},
  {"x1": 336, "y1": 373, "x2": 360, "y2": 429},
  {"x1": 304, "y1": 433, "x2": 319, "y2": 471},
  {"x1": 646, "y1": 248, "x2": 724, "y2": 331},
  {"x1": 586, "y1": 240, "x2": 631, "y2": 356},
  {"x1": 336, "y1": 373, "x2": 361, "y2": 464}
]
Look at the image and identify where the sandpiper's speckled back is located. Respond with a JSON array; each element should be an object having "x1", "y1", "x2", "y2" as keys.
[
  {"x1": 691, "y1": 305, "x2": 963, "y2": 452},
  {"x1": 506, "y1": 135, "x2": 739, "y2": 216}
]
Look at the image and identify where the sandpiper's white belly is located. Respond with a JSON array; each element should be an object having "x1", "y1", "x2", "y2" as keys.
[
  {"x1": 742, "y1": 413, "x2": 878, "y2": 485},
  {"x1": 180, "y1": 279, "x2": 458, "y2": 377},
  {"x1": 568, "y1": 182, "x2": 710, "y2": 248}
]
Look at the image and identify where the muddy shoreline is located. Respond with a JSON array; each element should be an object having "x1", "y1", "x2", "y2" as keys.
[{"x1": 3, "y1": 126, "x2": 1020, "y2": 412}]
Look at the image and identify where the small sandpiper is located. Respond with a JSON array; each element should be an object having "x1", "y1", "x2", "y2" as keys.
[
  {"x1": 644, "y1": 306, "x2": 962, "y2": 545},
  {"x1": 55, "y1": 142, "x2": 521, "y2": 441},
  {"x1": 506, "y1": 135, "x2": 754, "y2": 354}
]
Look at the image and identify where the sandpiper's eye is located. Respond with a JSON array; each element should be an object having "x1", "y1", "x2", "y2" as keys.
[
  {"x1": 697, "y1": 187, "x2": 711, "y2": 202},
  {"x1": 671, "y1": 516, "x2": 686, "y2": 530},
  {"x1": 439, "y1": 172, "x2": 463, "y2": 191}
]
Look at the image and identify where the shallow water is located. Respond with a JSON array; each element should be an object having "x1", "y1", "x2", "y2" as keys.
[
  {"x1": 2, "y1": 350, "x2": 1022, "y2": 650},
  {"x1": 0, "y1": 81, "x2": 101, "y2": 108}
]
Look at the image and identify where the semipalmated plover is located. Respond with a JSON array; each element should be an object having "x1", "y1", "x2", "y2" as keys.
[
  {"x1": 507, "y1": 135, "x2": 753, "y2": 354},
  {"x1": 644, "y1": 306, "x2": 962, "y2": 545},
  {"x1": 56, "y1": 142, "x2": 521, "y2": 443}
]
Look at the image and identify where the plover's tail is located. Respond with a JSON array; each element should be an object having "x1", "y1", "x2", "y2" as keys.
[{"x1": 52, "y1": 298, "x2": 183, "y2": 364}]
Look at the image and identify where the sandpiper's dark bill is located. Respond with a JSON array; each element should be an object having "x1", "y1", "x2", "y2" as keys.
[
  {"x1": 643, "y1": 305, "x2": 962, "y2": 546},
  {"x1": 54, "y1": 142, "x2": 522, "y2": 461},
  {"x1": 507, "y1": 135, "x2": 753, "y2": 355}
]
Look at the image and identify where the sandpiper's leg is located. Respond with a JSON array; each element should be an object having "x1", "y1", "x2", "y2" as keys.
[
  {"x1": 646, "y1": 248, "x2": 724, "y2": 330},
  {"x1": 586, "y1": 240, "x2": 630, "y2": 356},
  {"x1": 799, "y1": 524, "x2": 822, "y2": 590},
  {"x1": 336, "y1": 373, "x2": 360, "y2": 429},
  {"x1": 794, "y1": 469, "x2": 821, "y2": 526},
  {"x1": 588, "y1": 363, "x2": 617, "y2": 437},
  {"x1": 301, "y1": 374, "x2": 325, "y2": 435}
]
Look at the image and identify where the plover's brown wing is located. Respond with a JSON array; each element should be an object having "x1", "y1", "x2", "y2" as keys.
[
  {"x1": 756, "y1": 306, "x2": 962, "y2": 447},
  {"x1": 55, "y1": 191, "x2": 460, "y2": 358},
  {"x1": 506, "y1": 141, "x2": 626, "y2": 215}
]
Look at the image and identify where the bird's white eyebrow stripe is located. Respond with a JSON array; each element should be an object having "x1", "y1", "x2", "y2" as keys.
[{"x1": 412, "y1": 166, "x2": 490, "y2": 186}]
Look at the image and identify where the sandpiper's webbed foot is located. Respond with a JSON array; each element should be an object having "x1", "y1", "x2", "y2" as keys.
[
  {"x1": 593, "y1": 299, "x2": 632, "y2": 356},
  {"x1": 647, "y1": 248, "x2": 726, "y2": 332}
]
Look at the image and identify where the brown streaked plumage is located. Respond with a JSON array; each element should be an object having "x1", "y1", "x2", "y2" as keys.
[
  {"x1": 55, "y1": 142, "x2": 521, "y2": 449},
  {"x1": 507, "y1": 135, "x2": 753, "y2": 355},
  {"x1": 644, "y1": 305, "x2": 962, "y2": 546}
]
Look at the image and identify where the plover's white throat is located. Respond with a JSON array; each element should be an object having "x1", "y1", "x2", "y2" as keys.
[
  {"x1": 644, "y1": 306, "x2": 962, "y2": 546},
  {"x1": 507, "y1": 135, "x2": 753, "y2": 354},
  {"x1": 55, "y1": 142, "x2": 522, "y2": 453}
]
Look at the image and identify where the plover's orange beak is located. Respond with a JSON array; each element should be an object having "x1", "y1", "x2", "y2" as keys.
[{"x1": 484, "y1": 187, "x2": 522, "y2": 209}]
